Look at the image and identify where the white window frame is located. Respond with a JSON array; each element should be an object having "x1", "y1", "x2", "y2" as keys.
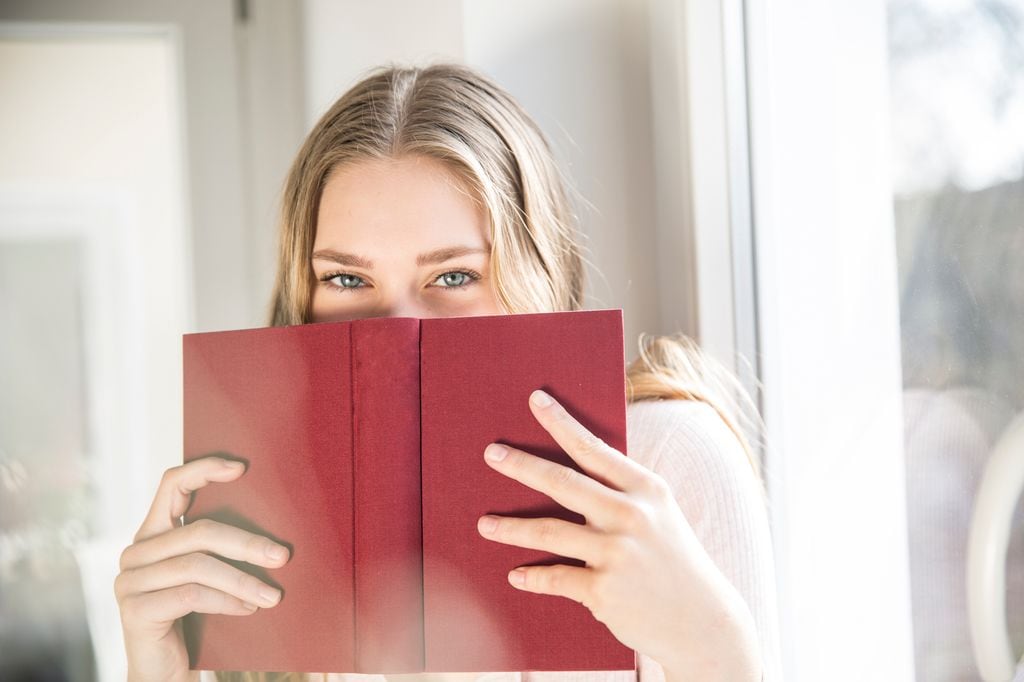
[
  {"x1": 744, "y1": 1, "x2": 917, "y2": 680},
  {"x1": 647, "y1": 0, "x2": 760, "y2": 430}
]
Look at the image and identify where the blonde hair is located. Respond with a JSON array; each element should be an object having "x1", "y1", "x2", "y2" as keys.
[
  {"x1": 626, "y1": 333, "x2": 763, "y2": 477},
  {"x1": 235, "y1": 62, "x2": 763, "y2": 682}
]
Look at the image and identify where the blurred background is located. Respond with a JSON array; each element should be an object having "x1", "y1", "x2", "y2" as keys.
[{"x1": 0, "y1": 0, "x2": 1021, "y2": 680}]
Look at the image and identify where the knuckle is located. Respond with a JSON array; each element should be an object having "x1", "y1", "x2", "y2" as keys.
[
  {"x1": 180, "y1": 551, "x2": 208, "y2": 576},
  {"x1": 536, "y1": 519, "x2": 560, "y2": 545},
  {"x1": 118, "y1": 544, "x2": 135, "y2": 572},
  {"x1": 188, "y1": 517, "x2": 215, "y2": 542},
  {"x1": 586, "y1": 572, "x2": 610, "y2": 616},
  {"x1": 646, "y1": 471, "x2": 673, "y2": 499},
  {"x1": 601, "y1": 535, "x2": 636, "y2": 566},
  {"x1": 119, "y1": 594, "x2": 142, "y2": 623},
  {"x1": 549, "y1": 464, "x2": 579, "y2": 491},
  {"x1": 550, "y1": 409, "x2": 575, "y2": 429},
  {"x1": 574, "y1": 431, "x2": 607, "y2": 458},
  {"x1": 113, "y1": 569, "x2": 131, "y2": 601},
  {"x1": 244, "y1": 532, "x2": 267, "y2": 558},
  {"x1": 536, "y1": 567, "x2": 558, "y2": 594},
  {"x1": 506, "y1": 448, "x2": 527, "y2": 470},
  {"x1": 616, "y1": 501, "x2": 654, "y2": 533},
  {"x1": 237, "y1": 572, "x2": 261, "y2": 598},
  {"x1": 490, "y1": 517, "x2": 509, "y2": 541},
  {"x1": 159, "y1": 465, "x2": 184, "y2": 487},
  {"x1": 177, "y1": 582, "x2": 202, "y2": 608}
]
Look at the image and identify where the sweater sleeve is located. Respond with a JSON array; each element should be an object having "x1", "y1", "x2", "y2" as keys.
[{"x1": 627, "y1": 400, "x2": 783, "y2": 682}]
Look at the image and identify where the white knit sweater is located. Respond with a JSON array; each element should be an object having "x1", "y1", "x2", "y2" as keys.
[{"x1": 201, "y1": 399, "x2": 783, "y2": 682}]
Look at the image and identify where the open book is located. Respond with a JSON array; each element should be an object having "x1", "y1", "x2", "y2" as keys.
[{"x1": 182, "y1": 309, "x2": 635, "y2": 673}]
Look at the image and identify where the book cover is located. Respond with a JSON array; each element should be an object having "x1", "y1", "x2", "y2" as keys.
[{"x1": 182, "y1": 309, "x2": 635, "y2": 674}]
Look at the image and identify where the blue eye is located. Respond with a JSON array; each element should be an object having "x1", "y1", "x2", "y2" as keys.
[
  {"x1": 432, "y1": 270, "x2": 480, "y2": 289},
  {"x1": 324, "y1": 273, "x2": 365, "y2": 289},
  {"x1": 436, "y1": 272, "x2": 468, "y2": 287}
]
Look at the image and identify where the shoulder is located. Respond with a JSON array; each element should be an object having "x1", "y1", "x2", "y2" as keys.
[
  {"x1": 625, "y1": 398, "x2": 765, "y2": 533},
  {"x1": 625, "y1": 396, "x2": 734, "y2": 434},
  {"x1": 625, "y1": 398, "x2": 752, "y2": 477}
]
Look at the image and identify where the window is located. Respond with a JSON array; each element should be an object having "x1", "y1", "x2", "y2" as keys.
[{"x1": 888, "y1": 1, "x2": 1024, "y2": 678}]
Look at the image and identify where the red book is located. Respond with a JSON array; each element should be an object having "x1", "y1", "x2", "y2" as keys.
[{"x1": 182, "y1": 309, "x2": 635, "y2": 674}]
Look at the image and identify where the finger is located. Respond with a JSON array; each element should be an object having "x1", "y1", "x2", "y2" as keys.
[
  {"x1": 477, "y1": 514, "x2": 603, "y2": 564},
  {"x1": 507, "y1": 563, "x2": 592, "y2": 607},
  {"x1": 483, "y1": 443, "x2": 628, "y2": 528},
  {"x1": 528, "y1": 389, "x2": 655, "y2": 494},
  {"x1": 121, "y1": 518, "x2": 290, "y2": 573},
  {"x1": 119, "y1": 583, "x2": 260, "y2": 631},
  {"x1": 116, "y1": 552, "x2": 282, "y2": 609},
  {"x1": 135, "y1": 457, "x2": 247, "y2": 542}
]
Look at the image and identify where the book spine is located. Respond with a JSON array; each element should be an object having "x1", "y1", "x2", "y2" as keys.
[{"x1": 352, "y1": 318, "x2": 424, "y2": 673}]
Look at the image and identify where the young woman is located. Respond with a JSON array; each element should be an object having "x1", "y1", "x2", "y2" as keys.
[{"x1": 115, "y1": 63, "x2": 781, "y2": 682}]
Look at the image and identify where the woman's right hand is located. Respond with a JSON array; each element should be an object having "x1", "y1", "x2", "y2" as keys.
[{"x1": 115, "y1": 457, "x2": 291, "y2": 682}]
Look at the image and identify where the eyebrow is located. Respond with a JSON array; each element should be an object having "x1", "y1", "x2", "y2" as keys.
[{"x1": 312, "y1": 246, "x2": 488, "y2": 268}]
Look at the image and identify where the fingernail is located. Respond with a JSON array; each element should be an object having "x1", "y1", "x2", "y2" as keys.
[
  {"x1": 266, "y1": 544, "x2": 288, "y2": 562},
  {"x1": 530, "y1": 390, "x2": 553, "y2": 408},
  {"x1": 258, "y1": 586, "x2": 281, "y2": 607},
  {"x1": 508, "y1": 569, "x2": 526, "y2": 588},
  {"x1": 223, "y1": 459, "x2": 244, "y2": 470},
  {"x1": 478, "y1": 515, "x2": 498, "y2": 535},
  {"x1": 484, "y1": 443, "x2": 508, "y2": 462},
  {"x1": 241, "y1": 601, "x2": 259, "y2": 612}
]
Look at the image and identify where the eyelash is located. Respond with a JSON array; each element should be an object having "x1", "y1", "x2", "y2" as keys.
[{"x1": 318, "y1": 269, "x2": 483, "y2": 293}]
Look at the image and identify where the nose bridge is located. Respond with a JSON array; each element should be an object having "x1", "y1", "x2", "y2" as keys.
[{"x1": 382, "y1": 291, "x2": 431, "y2": 319}]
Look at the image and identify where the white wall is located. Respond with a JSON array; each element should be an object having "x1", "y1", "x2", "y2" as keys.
[{"x1": 302, "y1": 0, "x2": 463, "y2": 126}]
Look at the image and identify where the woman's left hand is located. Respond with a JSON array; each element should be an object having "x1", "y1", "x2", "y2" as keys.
[{"x1": 476, "y1": 389, "x2": 761, "y2": 682}]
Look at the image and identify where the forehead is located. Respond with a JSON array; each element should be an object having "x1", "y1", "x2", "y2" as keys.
[{"x1": 314, "y1": 155, "x2": 489, "y2": 252}]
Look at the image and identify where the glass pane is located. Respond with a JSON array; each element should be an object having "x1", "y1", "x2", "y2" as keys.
[
  {"x1": 0, "y1": 239, "x2": 96, "y2": 681},
  {"x1": 888, "y1": 1, "x2": 1024, "y2": 679}
]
